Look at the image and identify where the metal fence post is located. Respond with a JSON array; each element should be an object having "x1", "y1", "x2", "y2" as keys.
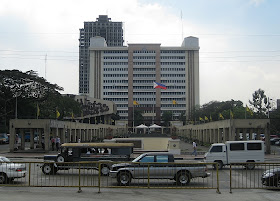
[
  {"x1": 98, "y1": 162, "x2": 101, "y2": 193},
  {"x1": 28, "y1": 162, "x2": 31, "y2": 187},
  {"x1": 77, "y1": 163, "x2": 82, "y2": 193},
  {"x1": 216, "y1": 163, "x2": 221, "y2": 194},
  {"x1": 229, "y1": 164, "x2": 232, "y2": 193}
]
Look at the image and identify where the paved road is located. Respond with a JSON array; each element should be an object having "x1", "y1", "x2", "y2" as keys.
[{"x1": 0, "y1": 186, "x2": 279, "y2": 201}]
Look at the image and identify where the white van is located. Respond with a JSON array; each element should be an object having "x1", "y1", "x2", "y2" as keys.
[{"x1": 204, "y1": 140, "x2": 264, "y2": 170}]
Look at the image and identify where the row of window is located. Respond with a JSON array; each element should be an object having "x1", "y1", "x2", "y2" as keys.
[
  {"x1": 104, "y1": 56, "x2": 128, "y2": 60},
  {"x1": 103, "y1": 80, "x2": 128, "y2": 83},
  {"x1": 104, "y1": 68, "x2": 128, "y2": 71},
  {"x1": 133, "y1": 68, "x2": 155, "y2": 71},
  {"x1": 161, "y1": 68, "x2": 185, "y2": 71},
  {"x1": 161, "y1": 74, "x2": 185, "y2": 77},
  {"x1": 104, "y1": 74, "x2": 127, "y2": 77},
  {"x1": 161, "y1": 56, "x2": 185, "y2": 59},
  {"x1": 133, "y1": 56, "x2": 155, "y2": 59},
  {"x1": 133, "y1": 62, "x2": 155, "y2": 65},
  {"x1": 161, "y1": 50, "x2": 185, "y2": 53},
  {"x1": 104, "y1": 50, "x2": 128, "y2": 54},
  {"x1": 104, "y1": 62, "x2": 128, "y2": 65},
  {"x1": 133, "y1": 50, "x2": 156, "y2": 53},
  {"x1": 103, "y1": 67, "x2": 185, "y2": 72}
]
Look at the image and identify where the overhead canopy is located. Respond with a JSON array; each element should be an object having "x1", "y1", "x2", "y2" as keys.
[
  {"x1": 136, "y1": 124, "x2": 148, "y2": 128},
  {"x1": 149, "y1": 124, "x2": 161, "y2": 128}
]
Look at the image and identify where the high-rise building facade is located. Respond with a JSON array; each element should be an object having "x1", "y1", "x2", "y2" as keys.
[
  {"x1": 79, "y1": 15, "x2": 124, "y2": 94},
  {"x1": 88, "y1": 36, "x2": 199, "y2": 126}
]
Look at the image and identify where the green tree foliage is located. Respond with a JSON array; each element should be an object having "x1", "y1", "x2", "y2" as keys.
[
  {"x1": 249, "y1": 88, "x2": 270, "y2": 118},
  {"x1": 134, "y1": 110, "x2": 144, "y2": 126},
  {"x1": 190, "y1": 100, "x2": 246, "y2": 123},
  {"x1": 0, "y1": 70, "x2": 81, "y2": 132},
  {"x1": 162, "y1": 111, "x2": 172, "y2": 126}
]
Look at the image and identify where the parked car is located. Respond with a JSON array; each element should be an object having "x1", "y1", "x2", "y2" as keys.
[
  {"x1": 0, "y1": 156, "x2": 26, "y2": 184},
  {"x1": 270, "y1": 138, "x2": 280, "y2": 145},
  {"x1": 109, "y1": 152, "x2": 210, "y2": 186},
  {"x1": 261, "y1": 167, "x2": 280, "y2": 187},
  {"x1": 0, "y1": 133, "x2": 9, "y2": 144}
]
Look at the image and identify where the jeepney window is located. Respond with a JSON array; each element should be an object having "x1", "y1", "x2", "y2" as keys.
[
  {"x1": 156, "y1": 155, "x2": 168, "y2": 163},
  {"x1": 139, "y1": 156, "x2": 154, "y2": 163},
  {"x1": 247, "y1": 143, "x2": 262, "y2": 150},
  {"x1": 210, "y1": 146, "x2": 223, "y2": 152},
  {"x1": 230, "y1": 143, "x2": 244, "y2": 151}
]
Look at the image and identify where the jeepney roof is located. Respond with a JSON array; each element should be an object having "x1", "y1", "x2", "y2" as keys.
[{"x1": 61, "y1": 142, "x2": 134, "y2": 148}]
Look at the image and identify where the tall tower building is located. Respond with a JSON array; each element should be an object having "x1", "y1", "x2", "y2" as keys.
[
  {"x1": 79, "y1": 15, "x2": 124, "y2": 94},
  {"x1": 88, "y1": 36, "x2": 200, "y2": 126}
]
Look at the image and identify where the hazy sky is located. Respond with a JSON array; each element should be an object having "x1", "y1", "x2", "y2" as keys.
[{"x1": 0, "y1": 0, "x2": 279, "y2": 106}]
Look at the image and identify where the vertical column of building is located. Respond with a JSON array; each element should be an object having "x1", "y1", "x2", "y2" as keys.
[
  {"x1": 154, "y1": 45, "x2": 161, "y2": 125},
  {"x1": 127, "y1": 46, "x2": 134, "y2": 128}
]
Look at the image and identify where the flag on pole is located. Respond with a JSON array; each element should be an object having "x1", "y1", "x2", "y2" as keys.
[
  {"x1": 230, "y1": 110, "x2": 234, "y2": 119},
  {"x1": 172, "y1": 100, "x2": 177, "y2": 105},
  {"x1": 210, "y1": 115, "x2": 212, "y2": 121},
  {"x1": 133, "y1": 100, "x2": 139, "y2": 105},
  {"x1": 56, "y1": 109, "x2": 60, "y2": 119},
  {"x1": 153, "y1": 82, "x2": 167, "y2": 90},
  {"x1": 205, "y1": 116, "x2": 209, "y2": 121},
  {"x1": 219, "y1": 113, "x2": 224, "y2": 120},
  {"x1": 71, "y1": 111, "x2": 74, "y2": 119},
  {"x1": 246, "y1": 105, "x2": 253, "y2": 116}
]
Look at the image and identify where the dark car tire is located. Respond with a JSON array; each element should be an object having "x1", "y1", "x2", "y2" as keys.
[
  {"x1": 117, "y1": 171, "x2": 131, "y2": 186},
  {"x1": 100, "y1": 164, "x2": 110, "y2": 176},
  {"x1": 176, "y1": 171, "x2": 191, "y2": 185},
  {"x1": 57, "y1": 155, "x2": 65, "y2": 163},
  {"x1": 0, "y1": 173, "x2": 8, "y2": 184},
  {"x1": 42, "y1": 164, "x2": 56, "y2": 175},
  {"x1": 213, "y1": 161, "x2": 223, "y2": 170}
]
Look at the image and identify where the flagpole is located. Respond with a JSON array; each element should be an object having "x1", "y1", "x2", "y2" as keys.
[
  {"x1": 133, "y1": 104, "x2": 134, "y2": 133},
  {"x1": 153, "y1": 87, "x2": 155, "y2": 124}
]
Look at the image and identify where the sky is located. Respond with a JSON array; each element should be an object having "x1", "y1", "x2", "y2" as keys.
[{"x1": 0, "y1": 0, "x2": 279, "y2": 107}]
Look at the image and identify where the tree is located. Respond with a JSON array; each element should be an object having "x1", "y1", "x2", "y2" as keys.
[
  {"x1": 249, "y1": 88, "x2": 269, "y2": 118},
  {"x1": 134, "y1": 110, "x2": 144, "y2": 126},
  {"x1": 0, "y1": 70, "x2": 80, "y2": 132},
  {"x1": 162, "y1": 111, "x2": 172, "y2": 127}
]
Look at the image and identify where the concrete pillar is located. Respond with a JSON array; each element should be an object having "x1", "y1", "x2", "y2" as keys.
[
  {"x1": 249, "y1": 129, "x2": 253, "y2": 140},
  {"x1": 9, "y1": 122, "x2": 16, "y2": 152},
  {"x1": 242, "y1": 128, "x2": 247, "y2": 140},
  {"x1": 20, "y1": 129, "x2": 25, "y2": 150},
  {"x1": 264, "y1": 123, "x2": 271, "y2": 154},
  {"x1": 256, "y1": 128, "x2": 261, "y2": 140},
  {"x1": 218, "y1": 128, "x2": 223, "y2": 143},
  {"x1": 30, "y1": 129, "x2": 35, "y2": 149},
  {"x1": 44, "y1": 125, "x2": 50, "y2": 151},
  {"x1": 61, "y1": 128, "x2": 66, "y2": 144}
]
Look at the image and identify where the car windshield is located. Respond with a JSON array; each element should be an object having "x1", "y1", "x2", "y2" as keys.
[
  {"x1": 0, "y1": 157, "x2": 11, "y2": 162},
  {"x1": 132, "y1": 154, "x2": 145, "y2": 162}
]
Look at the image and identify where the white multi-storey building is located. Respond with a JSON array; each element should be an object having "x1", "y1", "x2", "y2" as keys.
[{"x1": 88, "y1": 36, "x2": 199, "y2": 127}]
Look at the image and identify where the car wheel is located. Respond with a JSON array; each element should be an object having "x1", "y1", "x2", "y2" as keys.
[
  {"x1": 213, "y1": 161, "x2": 223, "y2": 170},
  {"x1": 176, "y1": 171, "x2": 191, "y2": 185},
  {"x1": 42, "y1": 164, "x2": 55, "y2": 175},
  {"x1": 0, "y1": 173, "x2": 8, "y2": 184},
  {"x1": 117, "y1": 171, "x2": 131, "y2": 186},
  {"x1": 245, "y1": 163, "x2": 255, "y2": 170},
  {"x1": 100, "y1": 165, "x2": 110, "y2": 176},
  {"x1": 57, "y1": 155, "x2": 64, "y2": 163}
]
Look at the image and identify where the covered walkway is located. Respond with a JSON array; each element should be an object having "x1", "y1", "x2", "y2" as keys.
[{"x1": 9, "y1": 119, "x2": 126, "y2": 152}]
